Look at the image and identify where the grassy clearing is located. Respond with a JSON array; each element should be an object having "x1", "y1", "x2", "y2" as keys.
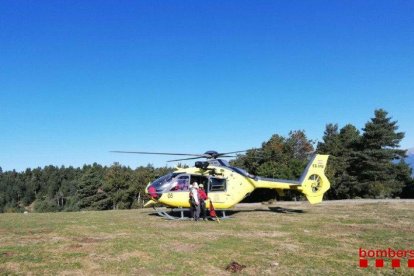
[{"x1": 1, "y1": 200, "x2": 414, "y2": 275}]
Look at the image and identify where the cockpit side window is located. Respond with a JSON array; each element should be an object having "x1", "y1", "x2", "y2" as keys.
[
  {"x1": 209, "y1": 178, "x2": 226, "y2": 192},
  {"x1": 170, "y1": 175, "x2": 190, "y2": 192}
]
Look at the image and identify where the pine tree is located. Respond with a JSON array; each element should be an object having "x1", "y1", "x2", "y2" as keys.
[
  {"x1": 103, "y1": 163, "x2": 132, "y2": 210},
  {"x1": 77, "y1": 164, "x2": 110, "y2": 210},
  {"x1": 317, "y1": 124, "x2": 360, "y2": 199},
  {"x1": 357, "y1": 109, "x2": 408, "y2": 198},
  {"x1": 335, "y1": 124, "x2": 361, "y2": 198}
]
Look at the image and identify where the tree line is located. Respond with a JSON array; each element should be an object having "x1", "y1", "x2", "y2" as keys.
[
  {"x1": 232, "y1": 109, "x2": 413, "y2": 200},
  {"x1": 0, "y1": 109, "x2": 413, "y2": 213},
  {"x1": 317, "y1": 109, "x2": 413, "y2": 199},
  {"x1": 0, "y1": 164, "x2": 173, "y2": 213}
]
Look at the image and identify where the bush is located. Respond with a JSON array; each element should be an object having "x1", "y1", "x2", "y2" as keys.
[
  {"x1": 35, "y1": 199, "x2": 59, "y2": 212},
  {"x1": 63, "y1": 197, "x2": 80, "y2": 212}
]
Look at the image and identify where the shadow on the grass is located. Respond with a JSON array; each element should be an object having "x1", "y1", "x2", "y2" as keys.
[
  {"x1": 147, "y1": 206, "x2": 305, "y2": 219},
  {"x1": 225, "y1": 207, "x2": 305, "y2": 215},
  {"x1": 268, "y1": 206, "x2": 305, "y2": 214}
]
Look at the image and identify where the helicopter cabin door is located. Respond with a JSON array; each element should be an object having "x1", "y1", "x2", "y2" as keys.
[{"x1": 208, "y1": 177, "x2": 227, "y2": 203}]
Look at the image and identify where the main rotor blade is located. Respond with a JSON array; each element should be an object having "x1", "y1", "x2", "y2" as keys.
[
  {"x1": 218, "y1": 150, "x2": 248, "y2": 155},
  {"x1": 110, "y1": 151, "x2": 204, "y2": 157},
  {"x1": 167, "y1": 157, "x2": 204, "y2": 162},
  {"x1": 168, "y1": 155, "x2": 239, "y2": 162}
]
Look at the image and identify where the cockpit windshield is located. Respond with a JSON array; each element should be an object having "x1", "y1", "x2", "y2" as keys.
[{"x1": 151, "y1": 173, "x2": 181, "y2": 192}]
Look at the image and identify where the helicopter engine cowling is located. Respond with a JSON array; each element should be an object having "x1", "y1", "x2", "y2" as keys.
[{"x1": 195, "y1": 161, "x2": 209, "y2": 169}]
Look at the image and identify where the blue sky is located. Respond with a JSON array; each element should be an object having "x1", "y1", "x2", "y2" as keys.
[{"x1": 1, "y1": 1, "x2": 413, "y2": 171}]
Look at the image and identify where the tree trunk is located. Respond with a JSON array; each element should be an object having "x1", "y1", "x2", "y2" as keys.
[{"x1": 137, "y1": 192, "x2": 141, "y2": 207}]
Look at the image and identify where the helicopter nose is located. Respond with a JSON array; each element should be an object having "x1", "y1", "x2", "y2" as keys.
[
  {"x1": 143, "y1": 198, "x2": 157, "y2": 207},
  {"x1": 147, "y1": 185, "x2": 160, "y2": 199}
]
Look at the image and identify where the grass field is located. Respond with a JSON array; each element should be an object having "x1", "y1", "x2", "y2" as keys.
[{"x1": 1, "y1": 200, "x2": 414, "y2": 275}]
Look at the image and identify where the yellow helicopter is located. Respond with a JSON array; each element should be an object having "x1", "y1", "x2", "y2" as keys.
[{"x1": 112, "y1": 150, "x2": 330, "y2": 219}]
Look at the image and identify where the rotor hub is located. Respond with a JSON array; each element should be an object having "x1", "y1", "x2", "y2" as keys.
[{"x1": 204, "y1": 150, "x2": 220, "y2": 159}]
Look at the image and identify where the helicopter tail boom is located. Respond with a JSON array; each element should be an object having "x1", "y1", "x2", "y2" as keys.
[{"x1": 253, "y1": 154, "x2": 330, "y2": 204}]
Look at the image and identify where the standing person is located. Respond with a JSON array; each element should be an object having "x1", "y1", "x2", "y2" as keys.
[
  {"x1": 198, "y1": 184, "x2": 208, "y2": 221},
  {"x1": 188, "y1": 183, "x2": 194, "y2": 220},
  {"x1": 189, "y1": 182, "x2": 200, "y2": 221}
]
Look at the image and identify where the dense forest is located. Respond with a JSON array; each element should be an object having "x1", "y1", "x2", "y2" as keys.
[
  {"x1": 1, "y1": 109, "x2": 413, "y2": 213},
  {"x1": 0, "y1": 163, "x2": 174, "y2": 213}
]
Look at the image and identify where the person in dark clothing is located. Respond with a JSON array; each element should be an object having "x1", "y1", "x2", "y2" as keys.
[{"x1": 198, "y1": 184, "x2": 208, "y2": 221}]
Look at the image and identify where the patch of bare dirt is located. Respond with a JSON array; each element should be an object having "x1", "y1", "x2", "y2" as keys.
[
  {"x1": 68, "y1": 244, "x2": 83, "y2": 249},
  {"x1": 28, "y1": 229, "x2": 53, "y2": 235},
  {"x1": 2, "y1": 251, "x2": 15, "y2": 257},
  {"x1": 225, "y1": 261, "x2": 246, "y2": 273},
  {"x1": 73, "y1": 237, "x2": 107, "y2": 243},
  {"x1": 103, "y1": 232, "x2": 130, "y2": 238},
  {"x1": 68, "y1": 232, "x2": 128, "y2": 245}
]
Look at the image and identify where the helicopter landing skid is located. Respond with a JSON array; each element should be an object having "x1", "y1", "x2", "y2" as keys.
[
  {"x1": 152, "y1": 206, "x2": 185, "y2": 220},
  {"x1": 152, "y1": 206, "x2": 232, "y2": 221}
]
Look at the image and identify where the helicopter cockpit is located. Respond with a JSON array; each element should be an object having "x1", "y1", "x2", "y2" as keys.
[{"x1": 150, "y1": 173, "x2": 181, "y2": 193}]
